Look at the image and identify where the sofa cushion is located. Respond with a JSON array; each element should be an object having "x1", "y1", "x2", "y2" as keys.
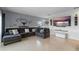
[{"x1": 3, "y1": 34, "x2": 21, "y2": 39}]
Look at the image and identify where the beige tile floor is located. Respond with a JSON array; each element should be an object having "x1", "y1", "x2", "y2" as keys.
[{"x1": 0, "y1": 36, "x2": 79, "y2": 51}]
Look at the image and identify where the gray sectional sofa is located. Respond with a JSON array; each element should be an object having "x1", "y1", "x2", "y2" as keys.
[{"x1": 2, "y1": 27, "x2": 50, "y2": 46}]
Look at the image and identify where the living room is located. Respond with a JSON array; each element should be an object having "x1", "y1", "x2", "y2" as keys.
[{"x1": 0, "y1": 7, "x2": 79, "y2": 51}]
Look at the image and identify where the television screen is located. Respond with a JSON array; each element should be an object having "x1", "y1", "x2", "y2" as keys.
[{"x1": 53, "y1": 16, "x2": 71, "y2": 27}]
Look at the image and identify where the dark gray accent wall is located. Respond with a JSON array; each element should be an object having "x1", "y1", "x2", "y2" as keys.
[{"x1": 3, "y1": 10, "x2": 47, "y2": 28}]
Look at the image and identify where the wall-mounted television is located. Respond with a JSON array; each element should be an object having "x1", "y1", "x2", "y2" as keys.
[{"x1": 53, "y1": 16, "x2": 71, "y2": 27}]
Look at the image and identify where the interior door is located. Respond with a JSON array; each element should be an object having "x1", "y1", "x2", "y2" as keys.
[{"x1": 2, "y1": 13, "x2": 5, "y2": 42}]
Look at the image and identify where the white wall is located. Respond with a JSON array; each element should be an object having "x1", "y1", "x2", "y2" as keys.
[
  {"x1": 0, "y1": 10, "x2": 2, "y2": 42},
  {"x1": 49, "y1": 8, "x2": 79, "y2": 40},
  {"x1": 3, "y1": 11, "x2": 47, "y2": 28}
]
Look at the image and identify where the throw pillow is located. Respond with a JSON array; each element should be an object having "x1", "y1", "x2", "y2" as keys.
[
  {"x1": 40, "y1": 29, "x2": 44, "y2": 33},
  {"x1": 32, "y1": 29, "x2": 35, "y2": 32},
  {"x1": 12, "y1": 29, "x2": 19, "y2": 35},
  {"x1": 25, "y1": 29, "x2": 29, "y2": 33},
  {"x1": 9, "y1": 30, "x2": 13, "y2": 35}
]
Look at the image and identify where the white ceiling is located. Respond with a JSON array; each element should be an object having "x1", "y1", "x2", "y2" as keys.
[{"x1": 1, "y1": 7, "x2": 74, "y2": 18}]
